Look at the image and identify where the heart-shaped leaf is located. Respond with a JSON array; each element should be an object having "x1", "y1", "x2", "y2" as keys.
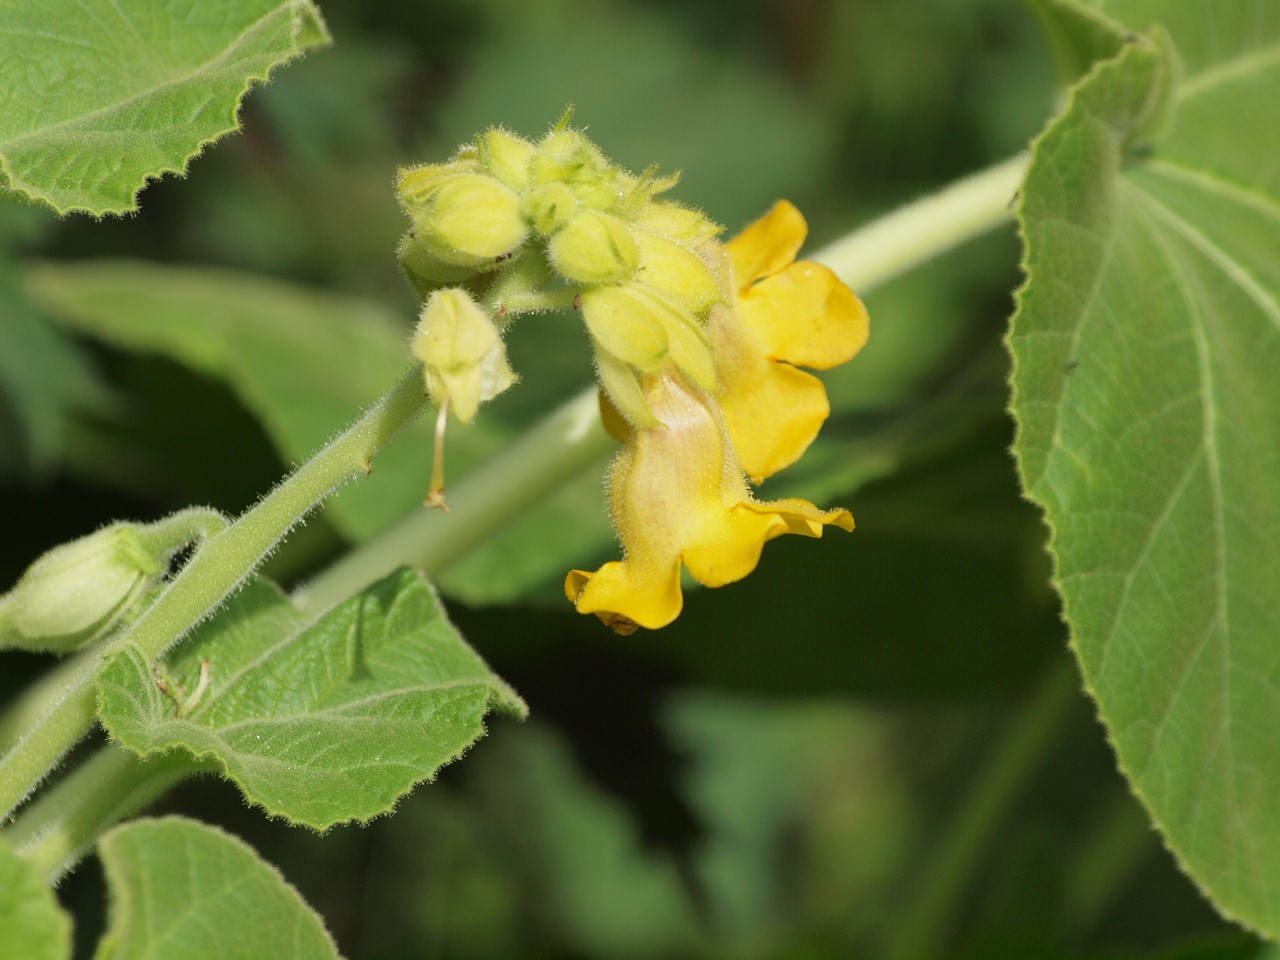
[
  {"x1": 99, "y1": 569, "x2": 525, "y2": 829},
  {"x1": 1010, "y1": 1, "x2": 1280, "y2": 933}
]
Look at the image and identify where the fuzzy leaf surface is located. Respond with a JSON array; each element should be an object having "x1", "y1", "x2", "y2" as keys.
[
  {"x1": 98, "y1": 570, "x2": 525, "y2": 829},
  {"x1": 94, "y1": 816, "x2": 341, "y2": 960},
  {"x1": 0, "y1": 0, "x2": 329, "y2": 215},
  {"x1": 1010, "y1": 0, "x2": 1280, "y2": 933},
  {"x1": 0, "y1": 838, "x2": 71, "y2": 960}
]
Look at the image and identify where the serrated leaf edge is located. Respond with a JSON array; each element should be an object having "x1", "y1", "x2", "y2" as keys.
[
  {"x1": 95, "y1": 815, "x2": 344, "y2": 960},
  {"x1": 99, "y1": 569, "x2": 526, "y2": 831},
  {"x1": 0, "y1": 0, "x2": 332, "y2": 218}
]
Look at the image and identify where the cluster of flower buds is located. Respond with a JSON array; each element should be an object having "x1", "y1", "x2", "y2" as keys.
[
  {"x1": 398, "y1": 115, "x2": 868, "y2": 630},
  {"x1": 397, "y1": 113, "x2": 730, "y2": 499}
]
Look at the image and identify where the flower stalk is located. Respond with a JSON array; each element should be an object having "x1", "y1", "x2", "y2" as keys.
[{"x1": 0, "y1": 369, "x2": 428, "y2": 821}]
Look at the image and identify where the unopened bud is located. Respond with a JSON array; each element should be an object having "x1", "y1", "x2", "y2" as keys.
[
  {"x1": 633, "y1": 201, "x2": 722, "y2": 248},
  {"x1": 479, "y1": 128, "x2": 535, "y2": 191},
  {"x1": 397, "y1": 159, "x2": 478, "y2": 209},
  {"x1": 412, "y1": 288, "x2": 517, "y2": 423},
  {"x1": 419, "y1": 175, "x2": 527, "y2": 267},
  {"x1": 522, "y1": 183, "x2": 578, "y2": 236},
  {"x1": 1, "y1": 525, "x2": 161, "y2": 654},
  {"x1": 550, "y1": 211, "x2": 639, "y2": 285},
  {"x1": 580, "y1": 284, "x2": 671, "y2": 370},
  {"x1": 396, "y1": 232, "x2": 484, "y2": 301},
  {"x1": 633, "y1": 231, "x2": 723, "y2": 315}
]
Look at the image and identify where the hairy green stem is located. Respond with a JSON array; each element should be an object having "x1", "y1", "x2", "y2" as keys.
[
  {"x1": 0, "y1": 370, "x2": 427, "y2": 821},
  {"x1": 12, "y1": 748, "x2": 205, "y2": 883},
  {"x1": 294, "y1": 386, "x2": 612, "y2": 613},
  {"x1": 814, "y1": 153, "x2": 1027, "y2": 291},
  {"x1": 886, "y1": 662, "x2": 1079, "y2": 960}
]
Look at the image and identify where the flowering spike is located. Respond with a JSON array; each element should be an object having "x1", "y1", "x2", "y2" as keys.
[{"x1": 395, "y1": 117, "x2": 865, "y2": 626}]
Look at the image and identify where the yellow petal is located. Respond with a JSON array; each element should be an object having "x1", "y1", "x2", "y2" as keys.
[
  {"x1": 567, "y1": 557, "x2": 684, "y2": 633},
  {"x1": 739, "y1": 261, "x2": 869, "y2": 370},
  {"x1": 725, "y1": 200, "x2": 807, "y2": 293},
  {"x1": 743, "y1": 498, "x2": 854, "y2": 536},
  {"x1": 711, "y1": 315, "x2": 832, "y2": 482},
  {"x1": 682, "y1": 506, "x2": 789, "y2": 588}
]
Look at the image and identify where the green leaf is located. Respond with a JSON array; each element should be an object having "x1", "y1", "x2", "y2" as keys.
[
  {"x1": 98, "y1": 569, "x2": 525, "y2": 829},
  {"x1": 1010, "y1": 4, "x2": 1280, "y2": 935},
  {"x1": 0, "y1": 0, "x2": 330, "y2": 216},
  {"x1": 0, "y1": 837, "x2": 71, "y2": 960},
  {"x1": 0, "y1": 266, "x2": 108, "y2": 476},
  {"x1": 95, "y1": 816, "x2": 342, "y2": 960},
  {"x1": 22, "y1": 261, "x2": 508, "y2": 542},
  {"x1": 1024, "y1": 0, "x2": 1127, "y2": 86}
]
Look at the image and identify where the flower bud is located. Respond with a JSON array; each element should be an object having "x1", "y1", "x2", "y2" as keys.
[
  {"x1": 419, "y1": 175, "x2": 528, "y2": 267},
  {"x1": 532, "y1": 130, "x2": 624, "y2": 210},
  {"x1": 633, "y1": 231, "x2": 723, "y2": 315},
  {"x1": 521, "y1": 182, "x2": 578, "y2": 236},
  {"x1": 397, "y1": 159, "x2": 478, "y2": 210},
  {"x1": 549, "y1": 211, "x2": 639, "y2": 285},
  {"x1": 412, "y1": 288, "x2": 517, "y2": 423},
  {"x1": 582, "y1": 284, "x2": 715, "y2": 390},
  {"x1": 1, "y1": 525, "x2": 161, "y2": 654},
  {"x1": 478, "y1": 128, "x2": 535, "y2": 190},
  {"x1": 580, "y1": 284, "x2": 670, "y2": 370},
  {"x1": 396, "y1": 232, "x2": 484, "y2": 301},
  {"x1": 633, "y1": 201, "x2": 722, "y2": 247}
]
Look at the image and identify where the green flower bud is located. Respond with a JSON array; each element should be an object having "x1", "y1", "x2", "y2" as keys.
[
  {"x1": 478, "y1": 128, "x2": 535, "y2": 190},
  {"x1": 532, "y1": 129, "x2": 624, "y2": 210},
  {"x1": 550, "y1": 211, "x2": 639, "y2": 285},
  {"x1": 634, "y1": 230, "x2": 723, "y2": 315},
  {"x1": 582, "y1": 283, "x2": 715, "y2": 390},
  {"x1": 412, "y1": 288, "x2": 517, "y2": 423},
  {"x1": 420, "y1": 174, "x2": 528, "y2": 267},
  {"x1": 396, "y1": 231, "x2": 484, "y2": 301},
  {"x1": 632, "y1": 200, "x2": 722, "y2": 248},
  {"x1": 397, "y1": 159, "x2": 479, "y2": 211},
  {"x1": 580, "y1": 284, "x2": 673, "y2": 370},
  {"x1": 521, "y1": 182, "x2": 578, "y2": 236},
  {"x1": 1, "y1": 525, "x2": 161, "y2": 654}
]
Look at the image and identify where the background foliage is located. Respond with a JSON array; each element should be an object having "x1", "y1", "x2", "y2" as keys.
[{"x1": 2, "y1": 0, "x2": 1276, "y2": 957}]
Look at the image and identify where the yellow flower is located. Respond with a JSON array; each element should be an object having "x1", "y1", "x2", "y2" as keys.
[
  {"x1": 709, "y1": 201, "x2": 869, "y2": 483},
  {"x1": 565, "y1": 369, "x2": 852, "y2": 634}
]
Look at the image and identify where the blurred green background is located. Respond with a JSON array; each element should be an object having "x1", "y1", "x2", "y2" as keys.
[{"x1": 0, "y1": 0, "x2": 1261, "y2": 957}]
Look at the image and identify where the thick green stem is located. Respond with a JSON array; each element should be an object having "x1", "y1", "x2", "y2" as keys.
[
  {"x1": 813, "y1": 153, "x2": 1028, "y2": 291},
  {"x1": 295, "y1": 386, "x2": 612, "y2": 613},
  {"x1": 0, "y1": 369, "x2": 427, "y2": 821},
  {"x1": 11, "y1": 747, "x2": 205, "y2": 883}
]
